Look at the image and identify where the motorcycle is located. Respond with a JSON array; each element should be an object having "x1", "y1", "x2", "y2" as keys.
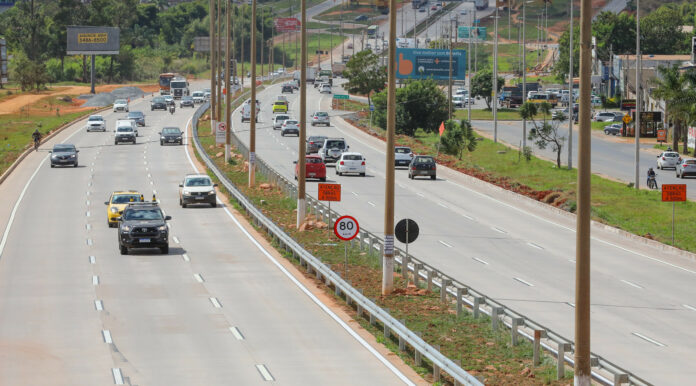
[
  {"x1": 169, "y1": 105, "x2": 175, "y2": 114},
  {"x1": 647, "y1": 175, "x2": 658, "y2": 190}
]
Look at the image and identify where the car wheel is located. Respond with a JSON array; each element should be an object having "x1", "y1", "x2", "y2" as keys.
[
  {"x1": 160, "y1": 141, "x2": 163, "y2": 146},
  {"x1": 360, "y1": 172, "x2": 365, "y2": 177},
  {"x1": 114, "y1": 141, "x2": 118, "y2": 145},
  {"x1": 320, "y1": 177, "x2": 326, "y2": 182},
  {"x1": 160, "y1": 245, "x2": 169, "y2": 254},
  {"x1": 182, "y1": 202, "x2": 187, "y2": 208},
  {"x1": 120, "y1": 245, "x2": 128, "y2": 255},
  {"x1": 409, "y1": 173, "x2": 413, "y2": 179},
  {"x1": 211, "y1": 202, "x2": 216, "y2": 208},
  {"x1": 74, "y1": 162, "x2": 78, "y2": 168},
  {"x1": 50, "y1": 164, "x2": 55, "y2": 168},
  {"x1": 294, "y1": 175, "x2": 297, "y2": 180},
  {"x1": 281, "y1": 133, "x2": 285, "y2": 137},
  {"x1": 431, "y1": 175, "x2": 436, "y2": 180}
]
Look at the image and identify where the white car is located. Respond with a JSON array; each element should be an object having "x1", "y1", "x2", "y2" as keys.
[
  {"x1": 594, "y1": 112, "x2": 616, "y2": 122},
  {"x1": 86, "y1": 115, "x2": 106, "y2": 132},
  {"x1": 273, "y1": 114, "x2": 291, "y2": 130},
  {"x1": 394, "y1": 146, "x2": 413, "y2": 167},
  {"x1": 320, "y1": 83, "x2": 332, "y2": 94},
  {"x1": 114, "y1": 122, "x2": 136, "y2": 145},
  {"x1": 179, "y1": 174, "x2": 217, "y2": 208},
  {"x1": 113, "y1": 99, "x2": 129, "y2": 112},
  {"x1": 281, "y1": 119, "x2": 300, "y2": 136},
  {"x1": 192, "y1": 91, "x2": 205, "y2": 104},
  {"x1": 336, "y1": 152, "x2": 366, "y2": 176},
  {"x1": 656, "y1": 151, "x2": 681, "y2": 170}
]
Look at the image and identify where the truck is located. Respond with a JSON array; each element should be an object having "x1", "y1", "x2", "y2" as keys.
[
  {"x1": 501, "y1": 86, "x2": 523, "y2": 108},
  {"x1": 474, "y1": 0, "x2": 487, "y2": 10},
  {"x1": 331, "y1": 62, "x2": 346, "y2": 76},
  {"x1": 170, "y1": 77, "x2": 189, "y2": 99}
]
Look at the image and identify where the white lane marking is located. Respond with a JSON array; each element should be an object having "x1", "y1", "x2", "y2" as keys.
[
  {"x1": 397, "y1": 183, "x2": 406, "y2": 189},
  {"x1": 492, "y1": 226, "x2": 507, "y2": 234},
  {"x1": 86, "y1": 211, "x2": 90, "y2": 217},
  {"x1": 182, "y1": 119, "x2": 414, "y2": 385},
  {"x1": 568, "y1": 259, "x2": 576, "y2": 263},
  {"x1": 527, "y1": 242, "x2": 544, "y2": 250},
  {"x1": 85, "y1": 224, "x2": 91, "y2": 231},
  {"x1": 193, "y1": 273, "x2": 204, "y2": 283},
  {"x1": 86, "y1": 191, "x2": 91, "y2": 196},
  {"x1": 112, "y1": 368, "x2": 124, "y2": 384},
  {"x1": 150, "y1": 180, "x2": 154, "y2": 185},
  {"x1": 351, "y1": 191, "x2": 358, "y2": 196},
  {"x1": 367, "y1": 201, "x2": 376, "y2": 207},
  {"x1": 438, "y1": 202, "x2": 448, "y2": 209},
  {"x1": 472, "y1": 257, "x2": 489, "y2": 265},
  {"x1": 683, "y1": 304, "x2": 696, "y2": 312},
  {"x1": 416, "y1": 192, "x2": 425, "y2": 197},
  {"x1": 95, "y1": 300, "x2": 103, "y2": 311},
  {"x1": 438, "y1": 240, "x2": 453, "y2": 248},
  {"x1": 255, "y1": 364, "x2": 275, "y2": 382},
  {"x1": 514, "y1": 277, "x2": 534, "y2": 287},
  {"x1": 462, "y1": 213, "x2": 474, "y2": 220},
  {"x1": 86, "y1": 200, "x2": 90, "y2": 206},
  {"x1": 566, "y1": 302, "x2": 575, "y2": 308},
  {"x1": 92, "y1": 275, "x2": 99, "y2": 285},
  {"x1": 89, "y1": 256, "x2": 96, "y2": 264},
  {"x1": 621, "y1": 279, "x2": 643, "y2": 289},
  {"x1": 86, "y1": 238, "x2": 93, "y2": 246},
  {"x1": 172, "y1": 236, "x2": 180, "y2": 244},
  {"x1": 209, "y1": 297, "x2": 222, "y2": 308},
  {"x1": 632, "y1": 332, "x2": 666, "y2": 347},
  {"x1": 102, "y1": 330, "x2": 113, "y2": 344},
  {"x1": 87, "y1": 182, "x2": 92, "y2": 187},
  {"x1": 229, "y1": 326, "x2": 245, "y2": 340},
  {"x1": 182, "y1": 254, "x2": 190, "y2": 262}
]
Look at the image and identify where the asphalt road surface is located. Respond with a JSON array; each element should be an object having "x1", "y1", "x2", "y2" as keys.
[
  {"x1": 233, "y1": 79, "x2": 696, "y2": 385},
  {"x1": 0, "y1": 88, "x2": 412, "y2": 385}
]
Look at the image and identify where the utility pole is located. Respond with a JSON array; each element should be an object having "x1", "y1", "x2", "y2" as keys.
[
  {"x1": 448, "y1": 18, "x2": 453, "y2": 121},
  {"x1": 210, "y1": 0, "x2": 216, "y2": 134},
  {"x1": 508, "y1": 0, "x2": 511, "y2": 42},
  {"x1": 522, "y1": 0, "x2": 527, "y2": 149},
  {"x1": 225, "y1": 0, "x2": 231, "y2": 163},
  {"x1": 493, "y1": 5, "x2": 499, "y2": 143},
  {"x1": 568, "y1": 0, "x2": 574, "y2": 169},
  {"x1": 575, "y1": 0, "x2": 592, "y2": 383},
  {"x1": 473, "y1": 9, "x2": 477, "y2": 72},
  {"x1": 297, "y1": 0, "x2": 307, "y2": 227},
  {"x1": 467, "y1": 21, "x2": 472, "y2": 121},
  {"x1": 261, "y1": 8, "x2": 265, "y2": 78},
  {"x1": 217, "y1": 0, "x2": 222, "y2": 121},
  {"x1": 383, "y1": 0, "x2": 397, "y2": 295},
  {"x1": 341, "y1": 0, "x2": 345, "y2": 59},
  {"x1": 249, "y1": 0, "x2": 257, "y2": 187},
  {"x1": 635, "y1": 0, "x2": 641, "y2": 189}
]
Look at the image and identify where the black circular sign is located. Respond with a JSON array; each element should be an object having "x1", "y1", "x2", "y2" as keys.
[{"x1": 395, "y1": 218, "x2": 419, "y2": 244}]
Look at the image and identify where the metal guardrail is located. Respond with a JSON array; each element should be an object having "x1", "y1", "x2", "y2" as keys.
[
  {"x1": 195, "y1": 85, "x2": 652, "y2": 385},
  {"x1": 192, "y1": 102, "x2": 483, "y2": 386}
]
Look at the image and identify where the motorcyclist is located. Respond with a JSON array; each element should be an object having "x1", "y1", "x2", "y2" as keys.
[
  {"x1": 647, "y1": 167, "x2": 656, "y2": 188},
  {"x1": 169, "y1": 104, "x2": 175, "y2": 114},
  {"x1": 31, "y1": 129, "x2": 41, "y2": 150},
  {"x1": 666, "y1": 146, "x2": 672, "y2": 152}
]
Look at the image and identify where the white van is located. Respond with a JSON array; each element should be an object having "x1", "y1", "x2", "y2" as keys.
[
  {"x1": 115, "y1": 119, "x2": 138, "y2": 137},
  {"x1": 241, "y1": 99, "x2": 260, "y2": 123}
]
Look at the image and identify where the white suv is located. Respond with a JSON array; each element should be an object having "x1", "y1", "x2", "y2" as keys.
[
  {"x1": 179, "y1": 174, "x2": 217, "y2": 207},
  {"x1": 114, "y1": 121, "x2": 136, "y2": 145},
  {"x1": 113, "y1": 99, "x2": 129, "y2": 112},
  {"x1": 319, "y1": 138, "x2": 349, "y2": 164},
  {"x1": 273, "y1": 114, "x2": 290, "y2": 129}
]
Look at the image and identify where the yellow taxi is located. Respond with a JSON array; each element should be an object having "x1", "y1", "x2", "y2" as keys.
[
  {"x1": 105, "y1": 191, "x2": 144, "y2": 227},
  {"x1": 272, "y1": 101, "x2": 288, "y2": 114}
]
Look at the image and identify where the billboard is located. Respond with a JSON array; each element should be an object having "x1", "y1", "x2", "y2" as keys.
[
  {"x1": 457, "y1": 26, "x2": 487, "y2": 40},
  {"x1": 193, "y1": 36, "x2": 225, "y2": 52},
  {"x1": 395, "y1": 48, "x2": 466, "y2": 80},
  {"x1": 66, "y1": 26, "x2": 119, "y2": 55},
  {"x1": 0, "y1": 38, "x2": 7, "y2": 84},
  {"x1": 274, "y1": 18, "x2": 301, "y2": 32}
]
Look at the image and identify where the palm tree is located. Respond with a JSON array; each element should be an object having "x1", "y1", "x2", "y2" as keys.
[
  {"x1": 652, "y1": 64, "x2": 689, "y2": 151},
  {"x1": 680, "y1": 68, "x2": 696, "y2": 156}
]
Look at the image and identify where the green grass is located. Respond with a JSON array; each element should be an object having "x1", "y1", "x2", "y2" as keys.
[
  {"x1": 314, "y1": 3, "x2": 384, "y2": 24},
  {"x1": 280, "y1": 33, "x2": 347, "y2": 65},
  {"x1": 455, "y1": 108, "x2": 525, "y2": 121}
]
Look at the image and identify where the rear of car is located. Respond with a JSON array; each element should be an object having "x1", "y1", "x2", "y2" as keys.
[
  {"x1": 281, "y1": 120, "x2": 299, "y2": 136},
  {"x1": 281, "y1": 85, "x2": 293, "y2": 93},
  {"x1": 409, "y1": 155, "x2": 436, "y2": 180},
  {"x1": 306, "y1": 135, "x2": 328, "y2": 153},
  {"x1": 311, "y1": 111, "x2": 330, "y2": 126},
  {"x1": 320, "y1": 139, "x2": 348, "y2": 164},
  {"x1": 273, "y1": 114, "x2": 290, "y2": 129},
  {"x1": 676, "y1": 159, "x2": 696, "y2": 178},
  {"x1": 394, "y1": 146, "x2": 413, "y2": 166},
  {"x1": 336, "y1": 153, "x2": 366, "y2": 176},
  {"x1": 105, "y1": 191, "x2": 143, "y2": 227},
  {"x1": 295, "y1": 155, "x2": 326, "y2": 181},
  {"x1": 657, "y1": 152, "x2": 681, "y2": 170},
  {"x1": 128, "y1": 111, "x2": 145, "y2": 127},
  {"x1": 273, "y1": 101, "x2": 288, "y2": 114}
]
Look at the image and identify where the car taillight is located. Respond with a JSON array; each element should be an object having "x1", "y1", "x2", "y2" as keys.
[
  {"x1": 662, "y1": 157, "x2": 665, "y2": 160},
  {"x1": 309, "y1": 141, "x2": 314, "y2": 144},
  {"x1": 432, "y1": 165, "x2": 436, "y2": 170},
  {"x1": 361, "y1": 161, "x2": 365, "y2": 165},
  {"x1": 340, "y1": 161, "x2": 345, "y2": 165}
]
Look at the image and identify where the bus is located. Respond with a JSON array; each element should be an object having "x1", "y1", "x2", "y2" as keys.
[
  {"x1": 158, "y1": 73, "x2": 178, "y2": 95},
  {"x1": 367, "y1": 25, "x2": 378, "y2": 37}
]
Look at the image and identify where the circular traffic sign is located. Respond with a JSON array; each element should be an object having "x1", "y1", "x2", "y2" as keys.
[
  {"x1": 395, "y1": 218, "x2": 419, "y2": 244},
  {"x1": 218, "y1": 122, "x2": 226, "y2": 132},
  {"x1": 334, "y1": 215, "x2": 359, "y2": 241}
]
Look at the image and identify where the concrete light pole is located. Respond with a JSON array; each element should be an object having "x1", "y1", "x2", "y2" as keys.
[
  {"x1": 382, "y1": 0, "x2": 398, "y2": 295},
  {"x1": 249, "y1": 0, "x2": 257, "y2": 187},
  {"x1": 448, "y1": 18, "x2": 454, "y2": 121},
  {"x1": 225, "y1": 0, "x2": 231, "y2": 163},
  {"x1": 522, "y1": 0, "x2": 528, "y2": 149},
  {"x1": 568, "y1": 0, "x2": 574, "y2": 169},
  {"x1": 217, "y1": 0, "x2": 222, "y2": 121},
  {"x1": 297, "y1": 0, "x2": 307, "y2": 228},
  {"x1": 493, "y1": 5, "x2": 499, "y2": 143},
  {"x1": 634, "y1": 0, "x2": 641, "y2": 189},
  {"x1": 209, "y1": 0, "x2": 216, "y2": 134}
]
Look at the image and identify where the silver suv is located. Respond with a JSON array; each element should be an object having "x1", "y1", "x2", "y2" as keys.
[
  {"x1": 311, "y1": 111, "x2": 330, "y2": 126},
  {"x1": 319, "y1": 138, "x2": 349, "y2": 164}
]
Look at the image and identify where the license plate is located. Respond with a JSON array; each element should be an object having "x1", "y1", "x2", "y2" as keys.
[
  {"x1": 349, "y1": 168, "x2": 356, "y2": 170},
  {"x1": 168, "y1": 140, "x2": 176, "y2": 142},
  {"x1": 195, "y1": 196, "x2": 205, "y2": 200},
  {"x1": 308, "y1": 173, "x2": 316, "y2": 176},
  {"x1": 139, "y1": 238, "x2": 151, "y2": 243},
  {"x1": 419, "y1": 171, "x2": 428, "y2": 175}
]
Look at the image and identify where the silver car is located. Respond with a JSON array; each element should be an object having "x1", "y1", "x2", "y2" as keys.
[
  {"x1": 306, "y1": 135, "x2": 328, "y2": 154},
  {"x1": 311, "y1": 111, "x2": 330, "y2": 126},
  {"x1": 676, "y1": 159, "x2": 696, "y2": 178},
  {"x1": 656, "y1": 151, "x2": 681, "y2": 170},
  {"x1": 281, "y1": 119, "x2": 300, "y2": 136},
  {"x1": 273, "y1": 114, "x2": 290, "y2": 129}
]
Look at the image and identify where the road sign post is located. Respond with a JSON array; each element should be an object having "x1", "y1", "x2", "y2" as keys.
[
  {"x1": 662, "y1": 184, "x2": 686, "y2": 245},
  {"x1": 318, "y1": 183, "x2": 341, "y2": 228},
  {"x1": 395, "y1": 218, "x2": 419, "y2": 284},
  {"x1": 334, "y1": 215, "x2": 359, "y2": 278},
  {"x1": 215, "y1": 121, "x2": 226, "y2": 144}
]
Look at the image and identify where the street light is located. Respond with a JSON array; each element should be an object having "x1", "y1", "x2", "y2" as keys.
[
  {"x1": 521, "y1": 0, "x2": 534, "y2": 150},
  {"x1": 635, "y1": 0, "x2": 641, "y2": 189},
  {"x1": 492, "y1": 5, "x2": 499, "y2": 143},
  {"x1": 568, "y1": 0, "x2": 574, "y2": 169}
]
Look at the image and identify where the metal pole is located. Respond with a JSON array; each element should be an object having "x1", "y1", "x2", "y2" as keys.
[
  {"x1": 448, "y1": 19, "x2": 453, "y2": 121},
  {"x1": 249, "y1": 0, "x2": 257, "y2": 187},
  {"x1": 297, "y1": 0, "x2": 307, "y2": 227},
  {"x1": 225, "y1": 0, "x2": 231, "y2": 163},
  {"x1": 493, "y1": 7, "x2": 499, "y2": 143},
  {"x1": 522, "y1": 1, "x2": 527, "y2": 149},
  {"x1": 210, "y1": 0, "x2": 216, "y2": 133},
  {"x1": 90, "y1": 55, "x2": 95, "y2": 94},
  {"x1": 574, "y1": 0, "x2": 592, "y2": 383},
  {"x1": 344, "y1": 243, "x2": 348, "y2": 279},
  {"x1": 672, "y1": 201, "x2": 675, "y2": 245},
  {"x1": 467, "y1": 28, "x2": 472, "y2": 121},
  {"x1": 217, "y1": 0, "x2": 222, "y2": 121},
  {"x1": 508, "y1": 0, "x2": 511, "y2": 42},
  {"x1": 383, "y1": 0, "x2": 397, "y2": 295},
  {"x1": 568, "y1": 0, "x2": 574, "y2": 169},
  {"x1": 341, "y1": 0, "x2": 345, "y2": 59},
  {"x1": 634, "y1": 0, "x2": 641, "y2": 189}
]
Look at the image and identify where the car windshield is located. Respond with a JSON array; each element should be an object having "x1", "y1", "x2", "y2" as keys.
[
  {"x1": 415, "y1": 156, "x2": 434, "y2": 163},
  {"x1": 123, "y1": 208, "x2": 163, "y2": 221},
  {"x1": 315, "y1": 112, "x2": 328, "y2": 117},
  {"x1": 343, "y1": 154, "x2": 362, "y2": 161},
  {"x1": 325, "y1": 140, "x2": 345, "y2": 148},
  {"x1": 115, "y1": 99, "x2": 127, "y2": 105},
  {"x1": 153, "y1": 97, "x2": 165, "y2": 102},
  {"x1": 185, "y1": 177, "x2": 212, "y2": 186},
  {"x1": 88, "y1": 115, "x2": 103, "y2": 121},
  {"x1": 128, "y1": 112, "x2": 143, "y2": 118},
  {"x1": 285, "y1": 120, "x2": 298, "y2": 125},
  {"x1": 117, "y1": 127, "x2": 132, "y2": 132},
  {"x1": 53, "y1": 144, "x2": 75, "y2": 152},
  {"x1": 664, "y1": 152, "x2": 679, "y2": 158},
  {"x1": 395, "y1": 147, "x2": 411, "y2": 154},
  {"x1": 306, "y1": 157, "x2": 323, "y2": 164},
  {"x1": 163, "y1": 128, "x2": 181, "y2": 135},
  {"x1": 193, "y1": 92, "x2": 203, "y2": 97},
  {"x1": 112, "y1": 194, "x2": 142, "y2": 204}
]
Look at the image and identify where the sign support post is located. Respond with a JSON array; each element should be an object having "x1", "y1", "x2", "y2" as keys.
[
  {"x1": 662, "y1": 184, "x2": 686, "y2": 246},
  {"x1": 334, "y1": 215, "x2": 359, "y2": 279}
]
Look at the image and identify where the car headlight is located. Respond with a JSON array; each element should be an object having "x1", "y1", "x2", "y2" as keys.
[
  {"x1": 157, "y1": 225, "x2": 167, "y2": 231},
  {"x1": 70, "y1": 154, "x2": 76, "y2": 158},
  {"x1": 121, "y1": 225, "x2": 131, "y2": 232},
  {"x1": 182, "y1": 190, "x2": 190, "y2": 195},
  {"x1": 208, "y1": 190, "x2": 215, "y2": 195},
  {"x1": 110, "y1": 207, "x2": 119, "y2": 214},
  {"x1": 176, "y1": 136, "x2": 182, "y2": 140}
]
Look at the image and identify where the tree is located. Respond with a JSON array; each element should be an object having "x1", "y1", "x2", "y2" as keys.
[
  {"x1": 553, "y1": 24, "x2": 579, "y2": 83},
  {"x1": 520, "y1": 102, "x2": 566, "y2": 168},
  {"x1": 440, "y1": 119, "x2": 477, "y2": 159},
  {"x1": 372, "y1": 79, "x2": 449, "y2": 136},
  {"x1": 591, "y1": 11, "x2": 636, "y2": 62},
  {"x1": 343, "y1": 50, "x2": 386, "y2": 106},
  {"x1": 470, "y1": 69, "x2": 504, "y2": 109},
  {"x1": 652, "y1": 64, "x2": 690, "y2": 151},
  {"x1": 640, "y1": 6, "x2": 688, "y2": 55}
]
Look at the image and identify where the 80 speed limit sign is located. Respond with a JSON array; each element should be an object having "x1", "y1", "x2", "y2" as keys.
[{"x1": 333, "y1": 215, "x2": 359, "y2": 241}]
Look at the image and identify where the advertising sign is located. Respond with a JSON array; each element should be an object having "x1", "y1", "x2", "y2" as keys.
[
  {"x1": 0, "y1": 38, "x2": 7, "y2": 84},
  {"x1": 274, "y1": 18, "x2": 301, "y2": 32},
  {"x1": 395, "y1": 48, "x2": 466, "y2": 80},
  {"x1": 457, "y1": 26, "x2": 487, "y2": 40},
  {"x1": 318, "y1": 183, "x2": 341, "y2": 201},
  {"x1": 67, "y1": 26, "x2": 119, "y2": 55},
  {"x1": 621, "y1": 99, "x2": 636, "y2": 111},
  {"x1": 662, "y1": 184, "x2": 686, "y2": 202},
  {"x1": 657, "y1": 129, "x2": 667, "y2": 142}
]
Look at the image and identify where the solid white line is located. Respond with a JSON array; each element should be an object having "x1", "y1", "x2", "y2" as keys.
[
  {"x1": 367, "y1": 201, "x2": 376, "y2": 207},
  {"x1": 172, "y1": 236, "x2": 180, "y2": 244},
  {"x1": 438, "y1": 202, "x2": 448, "y2": 209},
  {"x1": 438, "y1": 240, "x2": 453, "y2": 248},
  {"x1": 112, "y1": 368, "x2": 124, "y2": 384},
  {"x1": 209, "y1": 297, "x2": 222, "y2": 308},
  {"x1": 182, "y1": 254, "x2": 190, "y2": 262},
  {"x1": 102, "y1": 330, "x2": 113, "y2": 344},
  {"x1": 683, "y1": 304, "x2": 696, "y2": 312},
  {"x1": 95, "y1": 300, "x2": 103, "y2": 311},
  {"x1": 89, "y1": 256, "x2": 96, "y2": 264},
  {"x1": 472, "y1": 257, "x2": 489, "y2": 265},
  {"x1": 193, "y1": 273, "x2": 204, "y2": 283},
  {"x1": 229, "y1": 326, "x2": 245, "y2": 340},
  {"x1": 182, "y1": 118, "x2": 414, "y2": 385},
  {"x1": 416, "y1": 192, "x2": 425, "y2": 197},
  {"x1": 527, "y1": 242, "x2": 544, "y2": 250},
  {"x1": 492, "y1": 226, "x2": 507, "y2": 234},
  {"x1": 568, "y1": 259, "x2": 576, "y2": 263},
  {"x1": 255, "y1": 364, "x2": 275, "y2": 381},
  {"x1": 92, "y1": 275, "x2": 99, "y2": 285},
  {"x1": 621, "y1": 279, "x2": 643, "y2": 289},
  {"x1": 632, "y1": 332, "x2": 666, "y2": 347},
  {"x1": 514, "y1": 277, "x2": 534, "y2": 287}
]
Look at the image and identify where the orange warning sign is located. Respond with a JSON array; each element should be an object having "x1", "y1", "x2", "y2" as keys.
[
  {"x1": 662, "y1": 184, "x2": 686, "y2": 202},
  {"x1": 657, "y1": 129, "x2": 666, "y2": 142},
  {"x1": 318, "y1": 183, "x2": 341, "y2": 201}
]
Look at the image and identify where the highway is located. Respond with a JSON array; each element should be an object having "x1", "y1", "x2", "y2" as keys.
[
  {"x1": 0, "y1": 87, "x2": 413, "y2": 385},
  {"x1": 232, "y1": 79, "x2": 696, "y2": 385}
]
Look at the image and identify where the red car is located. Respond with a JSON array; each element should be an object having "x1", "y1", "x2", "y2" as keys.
[{"x1": 294, "y1": 155, "x2": 327, "y2": 181}]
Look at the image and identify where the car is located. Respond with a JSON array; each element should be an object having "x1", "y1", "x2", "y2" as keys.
[
  {"x1": 460, "y1": 9, "x2": 468, "y2": 15},
  {"x1": 180, "y1": 95, "x2": 195, "y2": 108},
  {"x1": 408, "y1": 155, "x2": 436, "y2": 180},
  {"x1": 114, "y1": 122, "x2": 136, "y2": 145},
  {"x1": 347, "y1": 42, "x2": 354, "y2": 49},
  {"x1": 160, "y1": 127, "x2": 183, "y2": 145},
  {"x1": 319, "y1": 138, "x2": 349, "y2": 164},
  {"x1": 365, "y1": 43, "x2": 372, "y2": 51},
  {"x1": 272, "y1": 101, "x2": 288, "y2": 114},
  {"x1": 594, "y1": 112, "x2": 616, "y2": 122},
  {"x1": 431, "y1": 5, "x2": 437, "y2": 10},
  {"x1": 336, "y1": 152, "x2": 366, "y2": 176},
  {"x1": 105, "y1": 191, "x2": 144, "y2": 227},
  {"x1": 49, "y1": 144, "x2": 79, "y2": 168},
  {"x1": 113, "y1": 99, "x2": 129, "y2": 112},
  {"x1": 676, "y1": 158, "x2": 696, "y2": 178},
  {"x1": 320, "y1": 83, "x2": 332, "y2": 94},
  {"x1": 294, "y1": 155, "x2": 327, "y2": 181},
  {"x1": 311, "y1": 111, "x2": 330, "y2": 126},
  {"x1": 163, "y1": 95, "x2": 175, "y2": 106},
  {"x1": 151, "y1": 96, "x2": 167, "y2": 111},
  {"x1": 354, "y1": 15, "x2": 368, "y2": 22},
  {"x1": 591, "y1": 96, "x2": 602, "y2": 107},
  {"x1": 281, "y1": 119, "x2": 300, "y2": 136},
  {"x1": 281, "y1": 84, "x2": 294, "y2": 94},
  {"x1": 452, "y1": 95, "x2": 464, "y2": 108},
  {"x1": 192, "y1": 91, "x2": 205, "y2": 104},
  {"x1": 394, "y1": 146, "x2": 413, "y2": 167},
  {"x1": 306, "y1": 135, "x2": 328, "y2": 154},
  {"x1": 116, "y1": 118, "x2": 138, "y2": 137},
  {"x1": 117, "y1": 202, "x2": 171, "y2": 255},
  {"x1": 179, "y1": 174, "x2": 217, "y2": 207},
  {"x1": 127, "y1": 111, "x2": 146, "y2": 127},
  {"x1": 204, "y1": 88, "x2": 211, "y2": 99},
  {"x1": 603, "y1": 124, "x2": 621, "y2": 135},
  {"x1": 273, "y1": 114, "x2": 291, "y2": 130},
  {"x1": 86, "y1": 115, "x2": 106, "y2": 132},
  {"x1": 656, "y1": 151, "x2": 681, "y2": 170},
  {"x1": 419, "y1": 7, "x2": 425, "y2": 12}
]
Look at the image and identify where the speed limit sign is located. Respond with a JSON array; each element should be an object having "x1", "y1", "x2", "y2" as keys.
[{"x1": 334, "y1": 215, "x2": 359, "y2": 241}]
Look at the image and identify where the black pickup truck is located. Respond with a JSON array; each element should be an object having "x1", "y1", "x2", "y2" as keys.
[{"x1": 117, "y1": 203, "x2": 171, "y2": 255}]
